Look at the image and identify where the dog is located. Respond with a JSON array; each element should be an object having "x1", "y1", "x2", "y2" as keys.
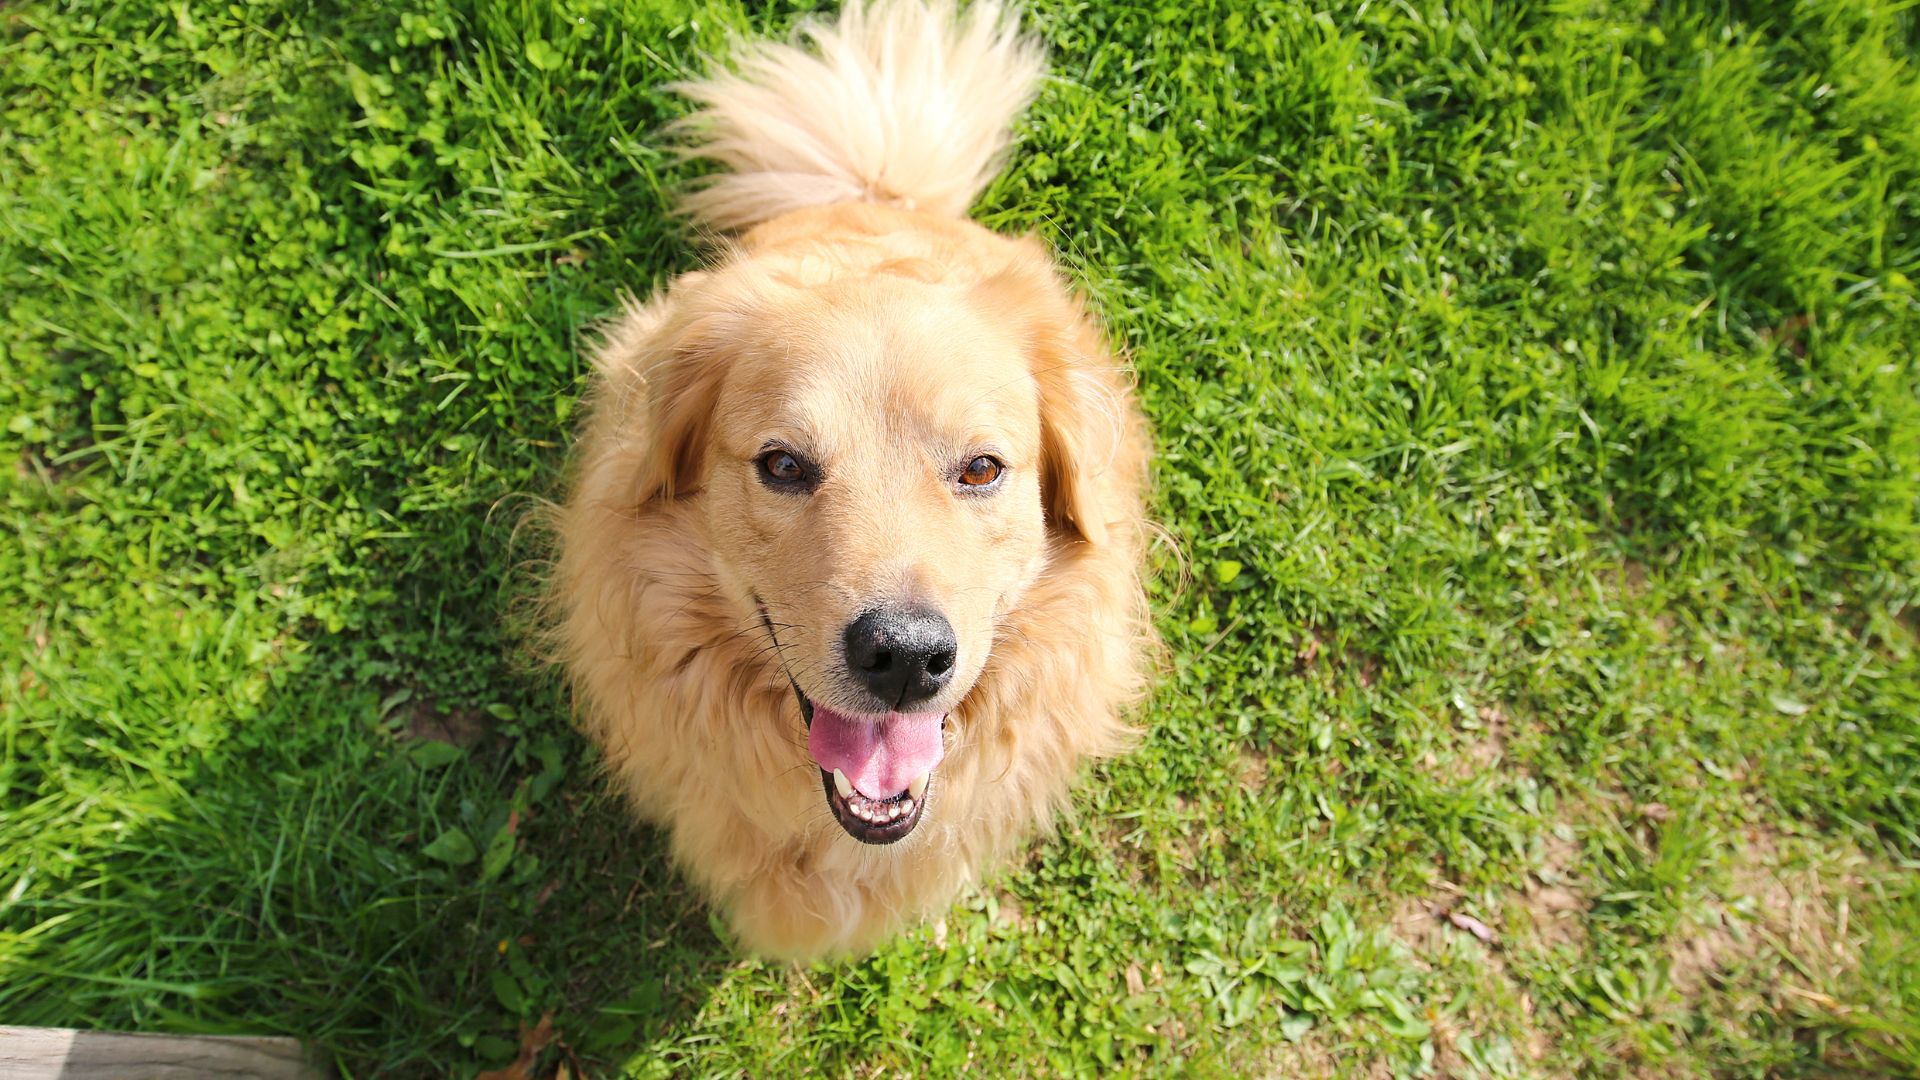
[{"x1": 547, "y1": 0, "x2": 1153, "y2": 957}]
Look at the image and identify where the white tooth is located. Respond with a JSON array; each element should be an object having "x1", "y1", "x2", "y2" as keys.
[
  {"x1": 908, "y1": 773, "x2": 929, "y2": 801},
  {"x1": 833, "y1": 769, "x2": 853, "y2": 798}
]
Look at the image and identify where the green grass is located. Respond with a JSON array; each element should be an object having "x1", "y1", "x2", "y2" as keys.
[{"x1": 4, "y1": 0, "x2": 1918, "y2": 1075}]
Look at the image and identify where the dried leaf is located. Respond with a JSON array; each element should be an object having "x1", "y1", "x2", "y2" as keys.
[
  {"x1": 1357, "y1": 653, "x2": 1379, "y2": 688},
  {"x1": 1124, "y1": 961, "x2": 1146, "y2": 996},
  {"x1": 1295, "y1": 632, "x2": 1321, "y2": 670},
  {"x1": 476, "y1": 1011, "x2": 555, "y2": 1080},
  {"x1": 1447, "y1": 910, "x2": 1498, "y2": 945}
]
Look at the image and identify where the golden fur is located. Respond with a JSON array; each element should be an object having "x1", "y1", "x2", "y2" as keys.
[{"x1": 547, "y1": 0, "x2": 1153, "y2": 957}]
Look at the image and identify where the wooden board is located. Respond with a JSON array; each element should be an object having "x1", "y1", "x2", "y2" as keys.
[{"x1": 0, "y1": 1027, "x2": 326, "y2": 1080}]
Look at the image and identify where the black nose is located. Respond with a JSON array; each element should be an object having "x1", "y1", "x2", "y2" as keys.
[{"x1": 842, "y1": 606, "x2": 957, "y2": 710}]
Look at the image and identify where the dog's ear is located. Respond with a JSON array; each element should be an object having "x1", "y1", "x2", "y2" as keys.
[
  {"x1": 638, "y1": 330, "x2": 727, "y2": 502},
  {"x1": 592, "y1": 293, "x2": 732, "y2": 504},
  {"x1": 973, "y1": 254, "x2": 1131, "y2": 547}
]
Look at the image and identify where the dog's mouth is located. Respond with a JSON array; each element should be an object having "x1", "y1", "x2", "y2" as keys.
[{"x1": 792, "y1": 681, "x2": 938, "y2": 845}]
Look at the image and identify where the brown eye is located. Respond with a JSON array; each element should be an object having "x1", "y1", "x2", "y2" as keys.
[
  {"x1": 758, "y1": 449, "x2": 808, "y2": 486},
  {"x1": 959, "y1": 455, "x2": 1003, "y2": 488}
]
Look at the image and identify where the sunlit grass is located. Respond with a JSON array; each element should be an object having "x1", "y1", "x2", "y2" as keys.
[{"x1": 3, "y1": 1, "x2": 1917, "y2": 1075}]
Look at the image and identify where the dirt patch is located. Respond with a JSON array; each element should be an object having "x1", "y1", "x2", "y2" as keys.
[
  {"x1": 1612, "y1": 559, "x2": 1678, "y2": 637},
  {"x1": 401, "y1": 697, "x2": 494, "y2": 747},
  {"x1": 1390, "y1": 895, "x2": 1451, "y2": 957},
  {"x1": 1459, "y1": 705, "x2": 1513, "y2": 780},
  {"x1": 1426, "y1": 703, "x2": 1543, "y2": 785},
  {"x1": 1666, "y1": 825, "x2": 1867, "y2": 997},
  {"x1": 1390, "y1": 876, "x2": 1566, "y2": 1068},
  {"x1": 1377, "y1": 822, "x2": 1596, "y2": 1071},
  {"x1": 1761, "y1": 312, "x2": 1814, "y2": 359},
  {"x1": 1638, "y1": 824, "x2": 1902, "y2": 1074},
  {"x1": 1291, "y1": 624, "x2": 1380, "y2": 688},
  {"x1": 1237, "y1": 746, "x2": 1271, "y2": 792},
  {"x1": 1621, "y1": 559, "x2": 1650, "y2": 595},
  {"x1": 1518, "y1": 828, "x2": 1588, "y2": 953},
  {"x1": 1518, "y1": 882, "x2": 1587, "y2": 953},
  {"x1": 990, "y1": 888, "x2": 1028, "y2": 932},
  {"x1": 1260, "y1": 1028, "x2": 1396, "y2": 1079},
  {"x1": 1389, "y1": 828, "x2": 1586, "y2": 985}
]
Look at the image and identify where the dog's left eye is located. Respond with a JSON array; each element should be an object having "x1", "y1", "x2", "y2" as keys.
[
  {"x1": 758, "y1": 449, "x2": 814, "y2": 489},
  {"x1": 958, "y1": 455, "x2": 1003, "y2": 489}
]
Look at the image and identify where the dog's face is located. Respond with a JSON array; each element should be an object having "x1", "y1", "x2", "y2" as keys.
[{"x1": 661, "y1": 274, "x2": 1067, "y2": 843}]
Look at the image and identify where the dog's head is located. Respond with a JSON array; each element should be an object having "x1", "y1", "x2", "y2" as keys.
[{"x1": 623, "y1": 249, "x2": 1119, "y2": 844}]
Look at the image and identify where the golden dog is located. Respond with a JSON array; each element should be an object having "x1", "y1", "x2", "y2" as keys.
[{"x1": 549, "y1": 0, "x2": 1152, "y2": 956}]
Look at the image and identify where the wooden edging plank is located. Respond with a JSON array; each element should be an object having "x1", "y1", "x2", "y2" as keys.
[{"x1": 0, "y1": 1026, "x2": 327, "y2": 1080}]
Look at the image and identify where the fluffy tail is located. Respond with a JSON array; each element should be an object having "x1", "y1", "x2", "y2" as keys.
[{"x1": 670, "y1": 0, "x2": 1045, "y2": 231}]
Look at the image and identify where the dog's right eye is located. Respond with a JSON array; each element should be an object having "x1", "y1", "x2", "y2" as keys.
[{"x1": 758, "y1": 449, "x2": 812, "y2": 488}]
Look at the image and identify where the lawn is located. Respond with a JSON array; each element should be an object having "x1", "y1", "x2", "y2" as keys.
[{"x1": 4, "y1": 0, "x2": 1919, "y2": 1075}]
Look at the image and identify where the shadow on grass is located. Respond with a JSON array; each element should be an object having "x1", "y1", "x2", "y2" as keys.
[
  {"x1": 84, "y1": 581, "x2": 739, "y2": 1076},
  {"x1": 0, "y1": 0, "x2": 852, "y2": 1072}
]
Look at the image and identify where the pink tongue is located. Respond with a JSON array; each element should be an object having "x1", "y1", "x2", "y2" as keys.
[{"x1": 808, "y1": 706, "x2": 946, "y2": 799}]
